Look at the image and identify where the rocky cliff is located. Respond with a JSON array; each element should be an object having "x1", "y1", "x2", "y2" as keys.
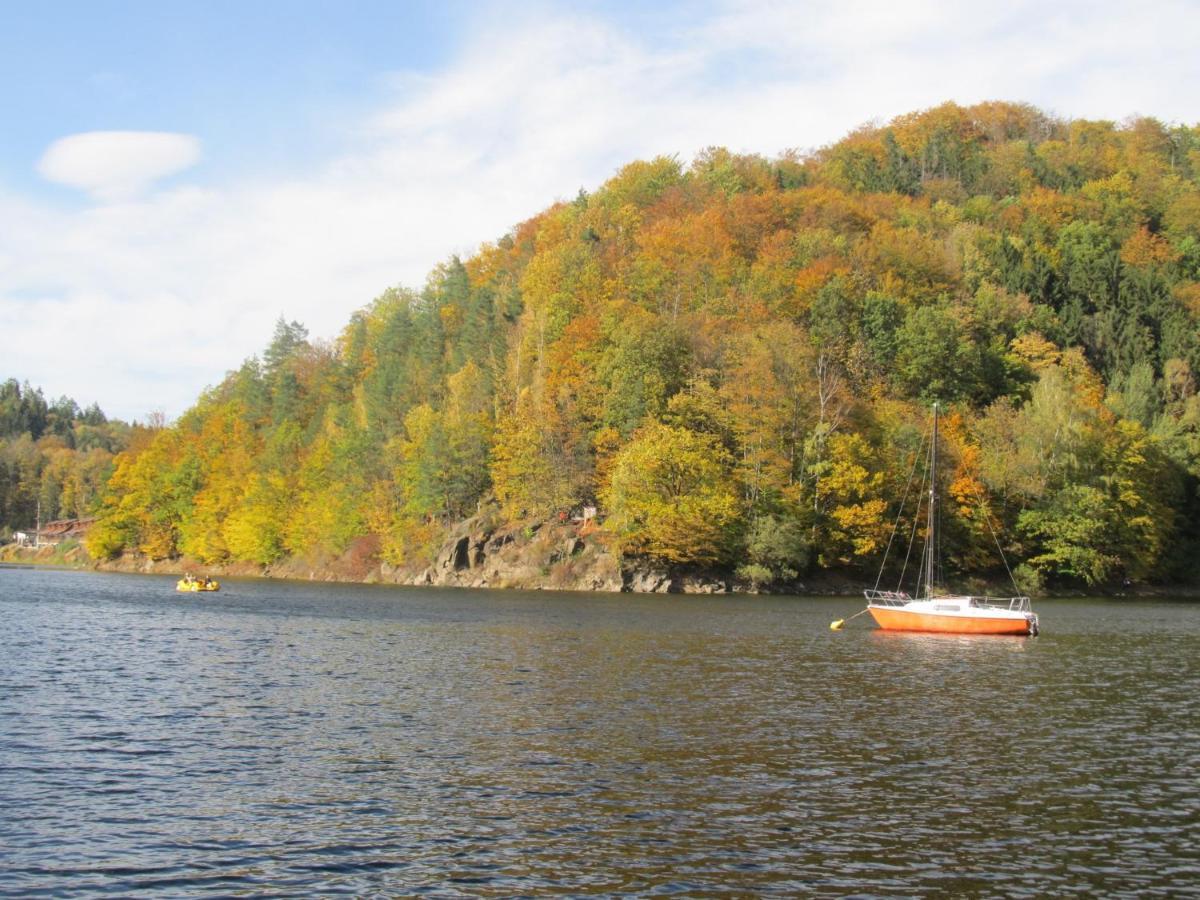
[
  {"x1": 384, "y1": 512, "x2": 732, "y2": 594},
  {"x1": 393, "y1": 514, "x2": 622, "y2": 591}
]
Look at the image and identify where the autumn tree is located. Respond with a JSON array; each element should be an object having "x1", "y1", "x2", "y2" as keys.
[{"x1": 603, "y1": 422, "x2": 741, "y2": 565}]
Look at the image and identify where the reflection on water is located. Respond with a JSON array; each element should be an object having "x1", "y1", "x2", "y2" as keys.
[
  {"x1": 1, "y1": 569, "x2": 1197, "y2": 896},
  {"x1": 868, "y1": 628, "x2": 1032, "y2": 650}
]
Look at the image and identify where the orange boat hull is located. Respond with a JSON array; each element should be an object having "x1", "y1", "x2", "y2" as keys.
[{"x1": 868, "y1": 606, "x2": 1033, "y2": 635}]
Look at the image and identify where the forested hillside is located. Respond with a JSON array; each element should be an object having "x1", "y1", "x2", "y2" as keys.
[
  {"x1": 86, "y1": 102, "x2": 1200, "y2": 588},
  {"x1": 0, "y1": 380, "x2": 130, "y2": 534}
]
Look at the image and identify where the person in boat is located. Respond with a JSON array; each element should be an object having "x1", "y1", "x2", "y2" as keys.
[{"x1": 202, "y1": 576, "x2": 212, "y2": 588}]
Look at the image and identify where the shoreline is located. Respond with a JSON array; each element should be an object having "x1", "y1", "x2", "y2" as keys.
[{"x1": 3, "y1": 541, "x2": 1197, "y2": 599}]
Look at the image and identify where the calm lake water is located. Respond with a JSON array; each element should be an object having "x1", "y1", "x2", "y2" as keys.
[{"x1": 1, "y1": 567, "x2": 1197, "y2": 897}]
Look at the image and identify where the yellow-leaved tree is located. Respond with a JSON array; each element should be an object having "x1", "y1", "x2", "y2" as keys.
[
  {"x1": 602, "y1": 422, "x2": 741, "y2": 564},
  {"x1": 811, "y1": 431, "x2": 890, "y2": 566}
]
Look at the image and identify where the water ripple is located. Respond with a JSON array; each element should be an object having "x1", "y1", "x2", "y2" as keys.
[{"x1": 1, "y1": 571, "x2": 1197, "y2": 896}]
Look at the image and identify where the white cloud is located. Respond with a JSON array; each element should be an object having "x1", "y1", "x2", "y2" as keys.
[
  {"x1": 37, "y1": 131, "x2": 202, "y2": 201},
  {"x1": 3, "y1": 2, "x2": 1198, "y2": 422}
]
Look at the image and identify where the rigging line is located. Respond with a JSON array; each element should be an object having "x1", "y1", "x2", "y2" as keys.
[
  {"x1": 872, "y1": 426, "x2": 928, "y2": 593},
  {"x1": 970, "y1": 478, "x2": 1024, "y2": 596},
  {"x1": 899, "y1": 436, "x2": 931, "y2": 596},
  {"x1": 935, "y1": 446, "x2": 944, "y2": 590},
  {"x1": 896, "y1": 426, "x2": 932, "y2": 596},
  {"x1": 926, "y1": 415, "x2": 936, "y2": 600},
  {"x1": 921, "y1": 418, "x2": 936, "y2": 599},
  {"x1": 932, "y1": 407, "x2": 944, "y2": 595}
]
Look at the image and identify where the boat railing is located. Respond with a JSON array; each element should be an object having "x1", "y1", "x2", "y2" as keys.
[
  {"x1": 865, "y1": 590, "x2": 1032, "y2": 612},
  {"x1": 966, "y1": 595, "x2": 1032, "y2": 612},
  {"x1": 864, "y1": 590, "x2": 912, "y2": 607}
]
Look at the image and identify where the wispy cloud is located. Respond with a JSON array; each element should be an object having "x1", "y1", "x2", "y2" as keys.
[
  {"x1": 2, "y1": 2, "x2": 1196, "y2": 422},
  {"x1": 37, "y1": 131, "x2": 202, "y2": 202}
]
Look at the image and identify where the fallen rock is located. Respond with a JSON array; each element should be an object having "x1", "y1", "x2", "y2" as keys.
[{"x1": 624, "y1": 567, "x2": 672, "y2": 593}]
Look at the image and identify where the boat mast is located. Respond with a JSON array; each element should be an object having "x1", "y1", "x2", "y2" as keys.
[{"x1": 924, "y1": 402, "x2": 938, "y2": 597}]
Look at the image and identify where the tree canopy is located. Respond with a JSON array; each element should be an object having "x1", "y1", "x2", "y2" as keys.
[
  {"x1": 0, "y1": 379, "x2": 129, "y2": 536},
  {"x1": 83, "y1": 102, "x2": 1200, "y2": 587}
]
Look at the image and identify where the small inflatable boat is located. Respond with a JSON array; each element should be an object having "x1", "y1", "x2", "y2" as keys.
[{"x1": 176, "y1": 577, "x2": 220, "y2": 592}]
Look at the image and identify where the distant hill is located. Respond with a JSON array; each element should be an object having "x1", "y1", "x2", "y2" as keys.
[
  {"x1": 0, "y1": 379, "x2": 131, "y2": 535},
  {"x1": 85, "y1": 102, "x2": 1200, "y2": 589}
]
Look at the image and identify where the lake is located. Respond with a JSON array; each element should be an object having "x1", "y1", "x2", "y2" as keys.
[{"x1": 1, "y1": 567, "x2": 1197, "y2": 896}]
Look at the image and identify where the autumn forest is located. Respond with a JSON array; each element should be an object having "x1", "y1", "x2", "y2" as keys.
[{"x1": 6, "y1": 102, "x2": 1200, "y2": 591}]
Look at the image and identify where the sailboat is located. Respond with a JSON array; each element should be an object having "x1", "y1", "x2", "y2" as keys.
[{"x1": 864, "y1": 403, "x2": 1039, "y2": 636}]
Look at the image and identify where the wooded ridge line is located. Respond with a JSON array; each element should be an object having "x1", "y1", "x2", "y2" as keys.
[{"x1": 3, "y1": 101, "x2": 1199, "y2": 591}]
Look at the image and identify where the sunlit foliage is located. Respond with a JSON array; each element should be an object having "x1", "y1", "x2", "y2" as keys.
[
  {"x1": 0, "y1": 379, "x2": 129, "y2": 540},
  {"x1": 84, "y1": 102, "x2": 1200, "y2": 587}
]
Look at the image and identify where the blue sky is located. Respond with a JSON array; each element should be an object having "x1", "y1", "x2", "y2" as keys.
[
  {"x1": 2, "y1": 0, "x2": 1198, "y2": 422},
  {"x1": 2, "y1": 1, "x2": 467, "y2": 196}
]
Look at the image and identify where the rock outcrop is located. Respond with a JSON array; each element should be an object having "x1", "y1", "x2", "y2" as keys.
[
  {"x1": 621, "y1": 564, "x2": 730, "y2": 594},
  {"x1": 383, "y1": 512, "x2": 623, "y2": 592},
  {"x1": 386, "y1": 510, "x2": 731, "y2": 594}
]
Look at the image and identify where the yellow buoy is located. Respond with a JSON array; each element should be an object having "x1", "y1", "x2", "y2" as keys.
[{"x1": 830, "y1": 608, "x2": 868, "y2": 631}]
